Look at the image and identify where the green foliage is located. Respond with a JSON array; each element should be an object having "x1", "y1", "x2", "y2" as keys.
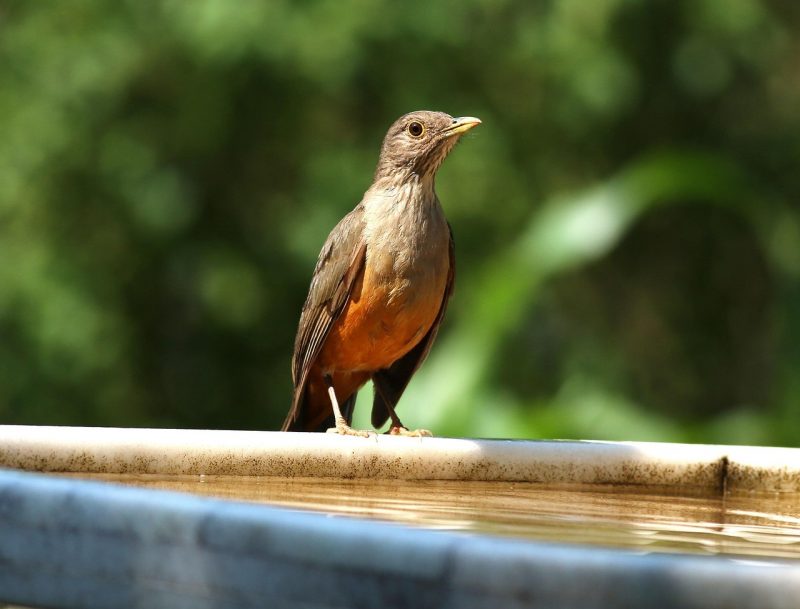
[{"x1": 1, "y1": 0, "x2": 799, "y2": 444}]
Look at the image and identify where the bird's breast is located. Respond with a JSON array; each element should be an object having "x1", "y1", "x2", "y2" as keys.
[{"x1": 318, "y1": 189, "x2": 450, "y2": 373}]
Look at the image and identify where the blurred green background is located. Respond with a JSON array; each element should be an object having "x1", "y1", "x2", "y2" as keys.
[{"x1": 1, "y1": 0, "x2": 798, "y2": 445}]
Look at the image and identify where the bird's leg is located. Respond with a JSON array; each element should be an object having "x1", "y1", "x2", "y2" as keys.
[
  {"x1": 377, "y1": 388, "x2": 432, "y2": 438},
  {"x1": 323, "y1": 374, "x2": 373, "y2": 437}
]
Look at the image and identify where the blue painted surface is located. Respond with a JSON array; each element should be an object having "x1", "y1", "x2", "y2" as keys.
[{"x1": 0, "y1": 469, "x2": 798, "y2": 609}]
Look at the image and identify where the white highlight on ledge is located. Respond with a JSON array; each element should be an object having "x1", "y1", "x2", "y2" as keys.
[{"x1": 1, "y1": 425, "x2": 799, "y2": 491}]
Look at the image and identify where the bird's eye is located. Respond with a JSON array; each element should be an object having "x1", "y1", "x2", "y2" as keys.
[{"x1": 407, "y1": 121, "x2": 425, "y2": 137}]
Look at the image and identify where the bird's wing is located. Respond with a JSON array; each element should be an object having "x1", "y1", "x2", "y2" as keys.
[
  {"x1": 282, "y1": 204, "x2": 367, "y2": 431},
  {"x1": 371, "y1": 223, "x2": 455, "y2": 429}
]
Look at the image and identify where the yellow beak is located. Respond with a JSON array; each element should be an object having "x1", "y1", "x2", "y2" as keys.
[{"x1": 443, "y1": 116, "x2": 482, "y2": 137}]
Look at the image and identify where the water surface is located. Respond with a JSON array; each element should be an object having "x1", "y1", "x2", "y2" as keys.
[{"x1": 69, "y1": 474, "x2": 800, "y2": 560}]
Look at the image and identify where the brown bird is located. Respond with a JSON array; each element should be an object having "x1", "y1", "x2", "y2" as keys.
[{"x1": 282, "y1": 110, "x2": 481, "y2": 436}]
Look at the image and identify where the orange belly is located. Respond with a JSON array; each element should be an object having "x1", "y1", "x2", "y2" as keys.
[{"x1": 316, "y1": 260, "x2": 447, "y2": 374}]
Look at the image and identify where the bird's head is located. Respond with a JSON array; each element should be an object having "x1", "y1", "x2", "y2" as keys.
[{"x1": 374, "y1": 110, "x2": 481, "y2": 183}]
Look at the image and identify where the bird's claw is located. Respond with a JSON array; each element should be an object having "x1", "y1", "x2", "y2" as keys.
[
  {"x1": 388, "y1": 426, "x2": 432, "y2": 437},
  {"x1": 327, "y1": 421, "x2": 375, "y2": 437}
]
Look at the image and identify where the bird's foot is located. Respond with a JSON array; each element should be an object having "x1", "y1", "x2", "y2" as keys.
[
  {"x1": 326, "y1": 420, "x2": 375, "y2": 438},
  {"x1": 388, "y1": 426, "x2": 432, "y2": 437}
]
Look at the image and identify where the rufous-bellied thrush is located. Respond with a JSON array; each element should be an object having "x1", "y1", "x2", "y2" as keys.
[{"x1": 282, "y1": 111, "x2": 480, "y2": 436}]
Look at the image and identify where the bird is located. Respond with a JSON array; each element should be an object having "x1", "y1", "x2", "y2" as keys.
[{"x1": 282, "y1": 110, "x2": 480, "y2": 436}]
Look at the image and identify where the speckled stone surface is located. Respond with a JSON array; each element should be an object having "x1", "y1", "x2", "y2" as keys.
[
  {"x1": 1, "y1": 469, "x2": 799, "y2": 609},
  {"x1": 1, "y1": 425, "x2": 799, "y2": 491}
]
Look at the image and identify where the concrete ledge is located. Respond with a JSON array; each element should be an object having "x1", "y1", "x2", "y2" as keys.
[
  {"x1": 1, "y1": 469, "x2": 799, "y2": 609},
  {"x1": 1, "y1": 425, "x2": 799, "y2": 491}
]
